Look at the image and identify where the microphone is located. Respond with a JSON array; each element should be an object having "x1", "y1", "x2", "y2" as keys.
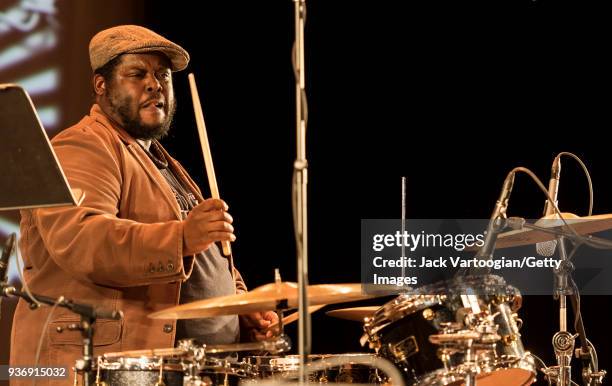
[
  {"x1": 473, "y1": 171, "x2": 515, "y2": 262},
  {"x1": 1, "y1": 233, "x2": 17, "y2": 286},
  {"x1": 536, "y1": 155, "x2": 561, "y2": 257}
]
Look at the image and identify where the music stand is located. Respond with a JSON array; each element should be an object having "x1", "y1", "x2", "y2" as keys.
[
  {"x1": 0, "y1": 84, "x2": 112, "y2": 386},
  {"x1": 0, "y1": 83, "x2": 82, "y2": 211}
]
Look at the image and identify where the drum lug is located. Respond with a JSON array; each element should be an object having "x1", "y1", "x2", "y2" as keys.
[
  {"x1": 422, "y1": 308, "x2": 435, "y2": 321},
  {"x1": 155, "y1": 356, "x2": 166, "y2": 386},
  {"x1": 389, "y1": 335, "x2": 419, "y2": 361},
  {"x1": 502, "y1": 334, "x2": 518, "y2": 345},
  {"x1": 94, "y1": 357, "x2": 107, "y2": 386}
]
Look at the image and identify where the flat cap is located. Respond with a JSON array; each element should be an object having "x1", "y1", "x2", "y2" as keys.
[{"x1": 89, "y1": 25, "x2": 190, "y2": 72}]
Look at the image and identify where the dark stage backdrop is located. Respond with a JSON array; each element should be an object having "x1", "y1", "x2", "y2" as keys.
[{"x1": 3, "y1": 0, "x2": 612, "y2": 384}]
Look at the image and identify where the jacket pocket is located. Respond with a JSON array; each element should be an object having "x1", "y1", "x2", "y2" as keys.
[{"x1": 48, "y1": 317, "x2": 123, "y2": 346}]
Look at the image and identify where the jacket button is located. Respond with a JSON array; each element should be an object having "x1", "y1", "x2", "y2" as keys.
[
  {"x1": 163, "y1": 324, "x2": 173, "y2": 333},
  {"x1": 167, "y1": 263, "x2": 174, "y2": 272}
]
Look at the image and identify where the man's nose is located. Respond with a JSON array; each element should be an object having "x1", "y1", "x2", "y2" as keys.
[{"x1": 145, "y1": 73, "x2": 162, "y2": 92}]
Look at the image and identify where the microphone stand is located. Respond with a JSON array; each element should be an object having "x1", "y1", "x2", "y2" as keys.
[
  {"x1": 507, "y1": 219, "x2": 607, "y2": 386},
  {"x1": 291, "y1": 0, "x2": 310, "y2": 383},
  {"x1": 457, "y1": 171, "x2": 515, "y2": 278},
  {"x1": 476, "y1": 171, "x2": 515, "y2": 261},
  {"x1": 1, "y1": 285, "x2": 122, "y2": 386},
  {"x1": 547, "y1": 236, "x2": 575, "y2": 386}
]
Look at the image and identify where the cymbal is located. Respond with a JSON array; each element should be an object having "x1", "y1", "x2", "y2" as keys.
[
  {"x1": 325, "y1": 306, "x2": 379, "y2": 322},
  {"x1": 265, "y1": 305, "x2": 325, "y2": 332},
  {"x1": 149, "y1": 282, "x2": 371, "y2": 320},
  {"x1": 496, "y1": 212, "x2": 612, "y2": 249}
]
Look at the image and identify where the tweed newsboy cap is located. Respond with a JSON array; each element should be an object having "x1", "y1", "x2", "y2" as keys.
[{"x1": 89, "y1": 25, "x2": 190, "y2": 72}]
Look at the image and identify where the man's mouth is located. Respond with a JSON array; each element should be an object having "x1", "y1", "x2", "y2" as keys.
[{"x1": 142, "y1": 99, "x2": 165, "y2": 111}]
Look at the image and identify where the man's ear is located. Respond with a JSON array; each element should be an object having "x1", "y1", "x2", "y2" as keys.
[{"x1": 93, "y1": 74, "x2": 106, "y2": 96}]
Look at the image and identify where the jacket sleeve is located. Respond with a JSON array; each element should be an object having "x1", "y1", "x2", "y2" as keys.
[{"x1": 31, "y1": 125, "x2": 193, "y2": 287}]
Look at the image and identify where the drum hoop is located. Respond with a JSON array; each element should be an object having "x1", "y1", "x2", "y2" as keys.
[{"x1": 97, "y1": 356, "x2": 186, "y2": 372}]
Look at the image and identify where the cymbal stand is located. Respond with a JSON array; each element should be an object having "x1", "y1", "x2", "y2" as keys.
[
  {"x1": 543, "y1": 236, "x2": 575, "y2": 386},
  {"x1": 507, "y1": 219, "x2": 606, "y2": 386},
  {"x1": 540, "y1": 235, "x2": 605, "y2": 386}
]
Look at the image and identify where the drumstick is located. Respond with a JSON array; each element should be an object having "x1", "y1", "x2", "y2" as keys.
[
  {"x1": 265, "y1": 305, "x2": 325, "y2": 332},
  {"x1": 188, "y1": 73, "x2": 231, "y2": 256}
]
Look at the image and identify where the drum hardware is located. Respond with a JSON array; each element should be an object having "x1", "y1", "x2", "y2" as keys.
[
  {"x1": 202, "y1": 335, "x2": 291, "y2": 355},
  {"x1": 2, "y1": 280, "x2": 122, "y2": 386},
  {"x1": 240, "y1": 353, "x2": 397, "y2": 385},
  {"x1": 581, "y1": 363, "x2": 607, "y2": 386},
  {"x1": 422, "y1": 308, "x2": 435, "y2": 321},
  {"x1": 390, "y1": 335, "x2": 419, "y2": 362},
  {"x1": 362, "y1": 275, "x2": 536, "y2": 386},
  {"x1": 73, "y1": 366, "x2": 79, "y2": 386},
  {"x1": 429, "y1": 331, "x2": 482, "y2": 345},
  {"x1": 325, "y1": 306, "x2": 380, "y2": 323},
  {"x1": 93, "y1": 357, "x2": 106, "y2": 386},
  {"x1": 2, "y1": 234, "x2": 125, "y2": 386},
  {"x1": 299, "y1": 354, "x2": 404, "y2": 386},
  {"x1": 506, "y1": 215, "x2": 608, "y2": 386},
  {"x1": 92, "y1": 339, "x2": 250, "y2": 386},
  {"x1": 512, "y1": 313, "x2": 523, "y2": 330}
]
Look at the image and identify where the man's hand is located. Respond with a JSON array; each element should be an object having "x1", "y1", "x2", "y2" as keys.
[
  {"x1": 183, "y1": 199, "x2": 235, "y2": 255},
  {"x1": 240, "y1": 311, "x2": 279, "y2": 341}
]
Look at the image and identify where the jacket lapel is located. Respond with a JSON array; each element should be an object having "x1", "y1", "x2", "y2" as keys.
[
  {"x1": 90, "y1": 105, "x2": 182, "y2": 221},
  {"x1": 128, "y1": 144, "x2": 182, "y2": 221}
]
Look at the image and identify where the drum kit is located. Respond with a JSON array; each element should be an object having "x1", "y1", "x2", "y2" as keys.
[
  {"x1": 79, "y1": 273, "x2": 539, "y2": 386},
  {"x1": 75, "y1": 208, "x2": 612, "y2": 386}
]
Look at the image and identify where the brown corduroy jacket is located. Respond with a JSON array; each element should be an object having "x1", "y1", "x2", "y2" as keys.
[{"x1": 10, "y1": 104, "x2": 246, "y2": 385}]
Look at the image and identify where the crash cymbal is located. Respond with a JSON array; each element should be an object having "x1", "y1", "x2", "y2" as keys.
[
  {"x1": 325, "y1": 306, "x2": 379, "y2": 322},
  {"x1": 149, "y1": 282, "x2": 371, "y2": 320},
  {"x1": 496, "y1": 212, "x2": 612, "y2": 249}
]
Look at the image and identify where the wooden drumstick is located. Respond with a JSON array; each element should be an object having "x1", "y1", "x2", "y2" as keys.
[
  {"x1": 188, "y1": 73, "x2": 232, "y2": 256},
  {"x1": 265, "y1": 305, "x2": 325, "y2": 332}
]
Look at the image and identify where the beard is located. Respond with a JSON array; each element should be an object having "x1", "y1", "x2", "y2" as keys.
[{"x1": 107, "y1": 87, "x2": 176, "y2": 140}]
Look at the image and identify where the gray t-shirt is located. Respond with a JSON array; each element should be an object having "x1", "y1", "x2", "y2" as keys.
[{"x1": 141, "y1": 141, "x2": 239, "y2": 344}]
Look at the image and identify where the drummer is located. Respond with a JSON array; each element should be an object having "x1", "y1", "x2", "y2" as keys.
[{"x1": 10, "y1": 25, "x2": 277, "y2": 381}]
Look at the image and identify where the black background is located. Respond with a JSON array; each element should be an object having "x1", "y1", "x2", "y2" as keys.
[{"x1": 140, "y1": 0, "x2": 612, "y2": 380}]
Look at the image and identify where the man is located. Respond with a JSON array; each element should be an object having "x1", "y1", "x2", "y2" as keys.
[{"x1": 10, "y1": 25, "x2": 277, "y2": 384}]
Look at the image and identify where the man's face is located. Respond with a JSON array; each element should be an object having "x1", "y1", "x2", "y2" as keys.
[{"x1": 102, "y1": 53, "x2": 176, "y2": 140}]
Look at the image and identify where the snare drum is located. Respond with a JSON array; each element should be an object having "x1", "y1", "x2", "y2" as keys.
[
  {"x1": 242, "y1": 354, "x2": 386, "y2": 384},
  {"x1": 315, "y1": 354, "x2": 388, "y2": 384},
  {"x1": 92, "y1": 356, "x2": 186, "y2": 386},
  {"x1": 363, "y1": 275, "x2": 535, "y2": 386},
  {"x1": 242, "y1": 355, "x2": 325, "y2": 382},
  {"x1": 198, "y1": 357, "x2": 247, "y2": 386},
  {"x1": 89, "y1": 355, "x2": 245, "y2": 386}
]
